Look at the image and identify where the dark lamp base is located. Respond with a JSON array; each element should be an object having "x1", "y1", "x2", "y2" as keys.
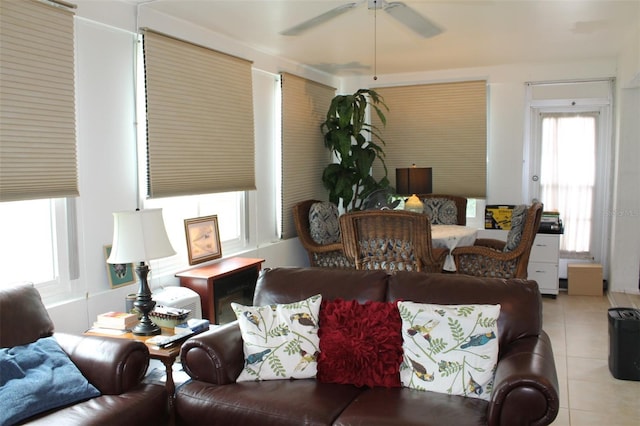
[
  {"x1": 132, "y1": 262, "x2": 162, "y2": 336},
  {"x1": 132, "y1": 321, "x2": 161, "y2": 336}
]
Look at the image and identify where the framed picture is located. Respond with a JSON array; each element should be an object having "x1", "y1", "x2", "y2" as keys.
[
  {"x1": 184, "y1": 215, "x2": 222, "y2": 265},
  {"x1": 103, "y1": 245, "x2": 136, "y2": 288}
]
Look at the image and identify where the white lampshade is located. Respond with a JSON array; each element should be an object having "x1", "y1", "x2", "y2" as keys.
[{"x1": 107, "y1": 209, "x2": 175, "y2": 264}]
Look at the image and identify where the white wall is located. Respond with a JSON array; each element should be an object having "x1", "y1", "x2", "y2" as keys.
[
  {"x1": 48, "y1": 2, "x2": 640, "y2": 332},
  {"x1": 609, "y1": 24, "x2": 640, "y2": 294}
]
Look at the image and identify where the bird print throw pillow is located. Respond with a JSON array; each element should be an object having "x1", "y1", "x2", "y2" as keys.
[
  {"x1": 397, "y1": 302, "x2": 501, "y2": 401},
  {"x1": 232, "y1": 294, "x2": 322, "y2": 382}
]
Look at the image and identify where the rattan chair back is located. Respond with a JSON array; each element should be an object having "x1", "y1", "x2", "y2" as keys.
[
  {"x1": 292, "y1": 200, "x2": 353, "y2": 269},
  {"x1": 339, "y1": 210, "x2": 446, "y2": 273}
]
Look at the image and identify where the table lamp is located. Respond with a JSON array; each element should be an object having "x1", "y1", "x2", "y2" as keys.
[
  {"x1": 107, "y1": 208, "x2": 176, "y2": 336},
  {"x1": 396, "y1": 165, "x2": 432, "y2": 213}
]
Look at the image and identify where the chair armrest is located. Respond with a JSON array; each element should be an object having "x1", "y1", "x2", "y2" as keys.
[
  {"x1": 180, "y1": 321, "x2": 244, "y2": 385},
  {"x1": 54, "y1": 332, "x2": 149, "y2": 395},
  {"x1": 310, "y1": 241, "x2": 345, "y2": 254},
  {"x1": 487, "y1": 331, "x2": 560, "y2": 426},
  {"x1": 474, "y1": 238, "x2": 507, "y2": 251}
]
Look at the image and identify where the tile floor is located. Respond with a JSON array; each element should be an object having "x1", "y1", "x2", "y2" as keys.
[{"x1": 543, "y1": 290, "x2": 640, "y2": 425}]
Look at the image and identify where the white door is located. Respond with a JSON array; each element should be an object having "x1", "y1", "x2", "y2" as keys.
[{"x1": 524, "y1": 80, "x2": 613, "y2": 276}]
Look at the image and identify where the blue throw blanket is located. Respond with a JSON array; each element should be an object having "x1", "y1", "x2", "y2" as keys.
[{"x1": 0, "y1": 336, "x2": 100, "y2": 425}]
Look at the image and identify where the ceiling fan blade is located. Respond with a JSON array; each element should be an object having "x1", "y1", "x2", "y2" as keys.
[
  {"x1": 280, "y1": 3, "x2": 359, "y2": 36},
  {"x1": 384, "y1": 2, "x2": 442, "y2": 38}
]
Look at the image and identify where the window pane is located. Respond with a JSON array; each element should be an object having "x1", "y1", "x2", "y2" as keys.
[
  {"x1": 0, "y1": 199, "x2": 56, "y2": 285},
  {"x1": 540, "y1": 114, "x2": 596, "y2": 254},
  {"x1": 143, "y1": 192, "x2": 246, "y2": 278}
]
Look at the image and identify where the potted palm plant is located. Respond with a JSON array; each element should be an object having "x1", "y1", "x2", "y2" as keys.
[{"x1": 321, "y1": 89, "x2": 390, "y2": 211}]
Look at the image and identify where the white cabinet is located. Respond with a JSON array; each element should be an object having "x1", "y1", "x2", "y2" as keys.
[
  {"x1": 528, "y1": 234, "x2": 560, "y2": 297},
  {"x1": 476, "y1": 230, "x2": 560, "y2": 296}
]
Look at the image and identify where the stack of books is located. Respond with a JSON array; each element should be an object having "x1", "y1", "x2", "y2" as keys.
[
  {"x1": 93, "y1": 311, "x2": 139, "y2": 331},
  {"x1": 539, "y1": 211, "x2": 564, "y2": 234}
]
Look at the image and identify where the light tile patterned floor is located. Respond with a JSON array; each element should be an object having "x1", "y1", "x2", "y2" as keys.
[{"x1": 544, "y1": 291, "x2": 640, "y2": 425}]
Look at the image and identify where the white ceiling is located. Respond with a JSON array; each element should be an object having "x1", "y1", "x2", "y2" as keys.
[{"x1": 126, "y1": 0, "x2": 640, "y2": 77}]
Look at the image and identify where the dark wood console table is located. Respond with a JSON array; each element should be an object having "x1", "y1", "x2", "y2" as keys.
[{"x1": 175, "y1": 257, "x2": 265, "y2": 324}]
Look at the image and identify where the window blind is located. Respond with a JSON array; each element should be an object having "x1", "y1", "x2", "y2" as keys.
[
  {"x1": 371, "y1": 80, "x2": 487, "y2": 198},
  {"x1": 280, "y1": 73, "x2": 335, "y2": 239},
  {"x1": 143, "y1": 29, "x2": 256, "y2": 198},
  {"x1": 0, "y1": 0, "x2": 77, "y2": 202}
]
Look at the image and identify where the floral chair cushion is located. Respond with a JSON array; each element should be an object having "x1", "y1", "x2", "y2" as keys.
[
  {"x1": 423, "y1": 198, "x2": 458, "y2": 225},
  {"x1": 359, "y1": 238, "x2": 418, "y2": 272},
  {"x1": 309, "y1": 202, "x2": 341, "y2": 245},
  {"x1": 503, "y1": 205, "x2": 527, "y2": 252}
]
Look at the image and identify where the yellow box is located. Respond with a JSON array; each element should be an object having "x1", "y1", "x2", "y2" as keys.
[
  {"x1": 485, "y1": 205, "x2": 515, "y2": 230},
  {"x1": 568, "y1": 263, "x2": 603, "y2": 296}
]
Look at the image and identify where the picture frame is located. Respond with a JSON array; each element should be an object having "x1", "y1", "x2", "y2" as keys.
[
  {"x1": 103, "y1": 245, "x2": 136, "y2": 288},
  {"x1": 184, "y1": 215, "x2": 222, "y2": 265}
]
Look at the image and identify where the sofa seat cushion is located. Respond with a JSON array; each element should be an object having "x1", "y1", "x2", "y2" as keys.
[
  {"x1": 333, "y1": 387, "x2": 489, "y2": 426},
  {"x1": 24, "y1": 384, "x2": 169, "y2": 425},
  {"x1": 176, "y1": 379, "x2": 364, "y2": 426},
  {"x1": 0, "y1": 336, "x2": 100, "y2": 425}
]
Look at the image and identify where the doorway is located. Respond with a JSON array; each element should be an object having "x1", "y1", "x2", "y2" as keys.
[{"x1": 524, "y1": 79, "x2": 613, "y2": 278}]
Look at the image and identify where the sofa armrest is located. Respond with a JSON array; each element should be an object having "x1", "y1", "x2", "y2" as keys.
[
  {"x1": 180, "y1": 321, "x2": 244, "y2": 385},
  {"x1": 54, "y1": 332, "x2": 149, "y2": 395},
  {"x1": 488, "y1": 331, "x2": 560, "y2": 426}
]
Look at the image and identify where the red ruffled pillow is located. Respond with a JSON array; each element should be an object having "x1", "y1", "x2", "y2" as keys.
[{"x1": 317, "y1": 299, "x2": 403, "y2": 388}]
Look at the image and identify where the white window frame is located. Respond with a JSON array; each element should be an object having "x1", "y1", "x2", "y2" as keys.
[
  {"x1": 142, "y1": 192, "x2": 249, "y2": 284},
  {"x1": 0, "y1": 198, "x2": 81, "y2": 304}
]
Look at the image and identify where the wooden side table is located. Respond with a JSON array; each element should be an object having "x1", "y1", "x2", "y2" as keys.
[
  {"x1": 175, "y1": 257, "x2": 265, "y2": 323},
  {"x1": 84, "y1": 328, "x2": 183, "y2": 425}
]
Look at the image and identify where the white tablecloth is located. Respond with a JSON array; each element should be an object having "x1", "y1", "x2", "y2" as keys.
[{"x1": 431, "y1": 225, "x2": 479, "y2": 271}]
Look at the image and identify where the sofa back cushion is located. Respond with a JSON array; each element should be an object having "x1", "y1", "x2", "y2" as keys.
[
  {"x1": 1, "y1": 284, "x2": 54, "y2": 348},
  {"x1": 387, "y1": 272, "x2": 542, "y2": 351},
  {"x1": 254, "y1": 267, "x2": 388, "y2": 306}
]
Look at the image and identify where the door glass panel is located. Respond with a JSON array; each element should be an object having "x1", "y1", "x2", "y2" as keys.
[{"x1": 540, "y1": 114, "x2": 596, "y2": 256}]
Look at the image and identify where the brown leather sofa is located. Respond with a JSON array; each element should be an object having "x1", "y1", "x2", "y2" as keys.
[
  {"x1": 0, "y1": 284, "x2": 168, "y2": 425},
  {"x1": 177, "y1": 268, "x2": 559, "y2": 426}
]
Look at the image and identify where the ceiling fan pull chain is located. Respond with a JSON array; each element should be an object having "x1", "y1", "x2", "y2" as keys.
[{"x1": 373, "y1": 0, "x2": 378, "y2": 80}]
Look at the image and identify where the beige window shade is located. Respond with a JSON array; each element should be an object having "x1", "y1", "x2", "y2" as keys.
[
  {"x1": 0, "y1": 0, "x2": 77, "y2": 202},
  {"x1": 143, "y1": 30, "x2": 256, "y2": 198},
  {"x1": 280, "y1": 72, "x2": 335, "y2": 239},
  {"x1": 372, "y1": 80, "x2": 487, "y2": 198}
]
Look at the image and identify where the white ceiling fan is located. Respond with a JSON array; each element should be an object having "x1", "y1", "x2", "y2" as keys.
[{"x1": 280, "y1": 0, "x2": 442, "y2": 38}]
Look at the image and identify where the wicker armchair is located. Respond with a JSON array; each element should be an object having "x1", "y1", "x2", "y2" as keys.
[
  {"x1": 417, "y1": 194, "x2": 468, "y2": 225},
  {"x1": 339, "y1": 210, "x2": 448, "y2": 273},
  {"x1": 452, "y1": 202, "x2": 543, "y2": 279},
  {"x1": 292, "y1": 199, "x2": 353, "y2": 269}
]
